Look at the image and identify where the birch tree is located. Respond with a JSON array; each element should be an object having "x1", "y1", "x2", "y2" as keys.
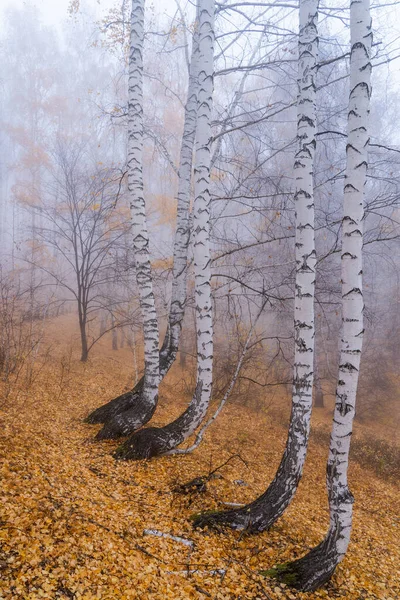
[
  {"x1": 94, "y1": 0, "x2": 162, "y2": 437},
  {"x1": 266, "y1": 0, "x2": 372, "y2": 590},
  {"x1": 193, "y1": 0, "x2": 319, "y2": 530},
  {"x1": 114, "y1": 0, "x2": 215, "y2": 460},
  {"x1": 86, "y1": 6, "x2": 200, "y2": 439}
]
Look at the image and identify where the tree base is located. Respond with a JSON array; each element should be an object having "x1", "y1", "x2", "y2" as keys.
[
  {"x1": 191, "y1": 507, "x2": 251, "y2": 530},
  {"x1": 114, "y1": 427, "x2": 172, "y2": 460},
  {"x1": 85, "y1": 388, "x2": 141, "y2": 424},
  {"x1": 191, "y1": 467, "x2": 299, "y2": 533},
  {"x1": 95, "y1": 398, "x2": 157, "y2": 440},
  {"x1": 114, "y1": 382, "x2": 204, "y2": 459},
  {"x1": 261, "y1": 528, "x2": 339, "y2": 592}
]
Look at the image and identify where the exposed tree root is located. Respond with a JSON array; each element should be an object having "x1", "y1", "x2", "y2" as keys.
[
  {"x1": 85, "y1": 383, "x2": 143, "y2": 424},
  {"x1": 114, "y1": 382, "x2": 204, "y2": 459},
  {"x1": 95, "y1": 397, "x2": 157, "y2": 440},
  {"x1": 113, "y1": 427, "x2": 171, "y2": 459},
  {"x1": 85, "y1": 344, "x2": 178, "y2": 432},
  {"x1": 261, "y1": 526, "x2": 339, "y2": 592},
  {"x1": 192, "y1": 448, "x2": 303, "y2": 532}
]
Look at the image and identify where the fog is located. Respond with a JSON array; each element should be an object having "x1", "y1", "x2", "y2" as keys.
[
  {"x1": 0, "y1": 0, "x2": 399, "y2": 412},
  {"x1": 0, "y1": 0, "x2": 400, "y2": 596}
]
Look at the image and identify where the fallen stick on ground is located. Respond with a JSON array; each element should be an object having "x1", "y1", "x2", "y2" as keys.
[
  {"x1": 166, "y1": 569, "x2": 226, "y2": 576},
  {"x1": 143, "y1": 529, "x2": 194, "y2": 548}
]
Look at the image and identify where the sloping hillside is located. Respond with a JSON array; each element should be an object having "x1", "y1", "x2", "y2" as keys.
[{"x1": 0, "y1": 317, "x2": 399, "y2": 600}]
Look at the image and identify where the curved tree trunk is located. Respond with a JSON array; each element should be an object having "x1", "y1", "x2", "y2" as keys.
[
  {"x1": 92, "y1": 0, "x2": 161, "y2": 438},
  {"x1": 86, "y1": 10, "x2": 200, "y2": 436},
  {"x1": 114, "y1": 0, "x2": 215, "y2": 460},
  {"x1": 266, "y1": 0, "x2": 371, "y2": 590},
  {"x1": 94, "y1": 336, "x2": 168, "y2": 439},
  {"x1": 114, "y1": 381, "x2": 203, "y2": 459},
  {"x1": 193, "y1": 0, "x2": 319, "y2": 531},
  {"x1": 169, "y1": 301, "x2": 267, "y2": 455}
]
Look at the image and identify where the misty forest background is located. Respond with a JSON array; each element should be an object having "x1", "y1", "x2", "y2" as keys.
[{"x1": 0, "y1": 0, "x2": 399, "y2": 598}]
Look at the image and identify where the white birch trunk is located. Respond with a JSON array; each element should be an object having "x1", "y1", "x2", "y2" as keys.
[
  {"x1": 193, "y1": 0, "x2": 319, "y2": 531},
  {"x1": 325, "y1": 0, "x2": 372, "y2": 567},
  {"x1": 126, "y1": 0, "x2": 160, "y2": 417},
  {"x1": 87, "y1": 11, "x2": 200, "y2": 435},
  {"x1": 114, "y1": 0, "x2": 215, "y2": 460},
  {"x1": 286, "y1": 0, "x2": 318, "y2": 488},
  {"x1": 160, "y1": 15, "x2": 200, "y2": 373},
  {"x1": 268, "y1": 0, "x2": 371, "y2": 590},
  {"x1": 183, "y1": 0, "x2": 215, "y2": 435}
]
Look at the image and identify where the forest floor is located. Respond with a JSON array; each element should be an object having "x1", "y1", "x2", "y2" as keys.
[{"x1": 0, "y1": 316, "x2": 399, "y2": 600}]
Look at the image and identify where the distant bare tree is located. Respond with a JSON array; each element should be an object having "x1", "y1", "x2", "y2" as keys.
[{"x1": 24, "y1": 141, "x2": 128, "y2": 361}]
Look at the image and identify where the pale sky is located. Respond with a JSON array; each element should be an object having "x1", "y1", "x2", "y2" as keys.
[
  {"x1": 0, "y1": 0, "x2": 178, "y2": 27},
  {"x1": 1, "y1": 0, "x2": 96, "y2": 26}
]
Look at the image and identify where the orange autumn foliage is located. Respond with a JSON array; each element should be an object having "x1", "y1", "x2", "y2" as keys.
[{"x1": 0, "y1": 315, "x2": 399, "y2": 599}]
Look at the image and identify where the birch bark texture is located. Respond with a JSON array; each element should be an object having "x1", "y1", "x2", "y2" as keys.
[
  {"x1": 114, "y1": 0, "x2": 215, "y2": 460},
  {"x1": 158, "y1": 12, "x2": 200, "y2": 387},
  {"x1": 193, "y1": 0, "x2": 319, "y2": 531},
  {"x1": 87, "y1": 11, "x2": 200, "y2": 437},
  {"x1": 121, "y1": 0, "x2": 160, "y2": 429},
  {"x1": 268, "y1": 0, "x2": 371, "y2": 590}
]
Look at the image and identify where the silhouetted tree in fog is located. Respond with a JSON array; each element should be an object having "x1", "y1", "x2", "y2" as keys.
[{"x1": 26, "y1": 141, "x2": 128, "y2": 361}]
